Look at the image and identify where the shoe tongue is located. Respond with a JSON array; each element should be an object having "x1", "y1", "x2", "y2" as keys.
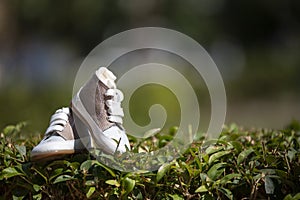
[{"x1": 96, "y1": 67, "x2": 116, "y2": 88}]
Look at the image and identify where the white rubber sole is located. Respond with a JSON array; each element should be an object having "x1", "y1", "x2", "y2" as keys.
[{"x1": 30, "y1": 138, "x2": 85, "y2": 161}]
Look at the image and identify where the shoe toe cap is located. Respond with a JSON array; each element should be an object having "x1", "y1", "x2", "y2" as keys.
[
  {"x1": 102, "y1": 126, "x2": 131, "y2": 153},
  {"x1": 31, "y1": 136, "x2": 75, "y2": 154}
]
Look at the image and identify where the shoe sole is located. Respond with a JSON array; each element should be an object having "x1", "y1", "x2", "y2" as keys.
[
  {"x1": 31, "y1": 149, "x2": 75, "y2": 161},
  {"x1": 72, "y1": 89, "x2": 119, "y2": 155},
  {"x1": 30, "y1": 137, "x2": 89, "y2": 161}
]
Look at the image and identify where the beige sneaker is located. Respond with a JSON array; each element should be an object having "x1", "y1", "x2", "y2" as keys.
[
  {"x1": 30, "y1": 107, "x2": 86, "y2": 161},
  {"x1": 31, "y1": 67, "x2": 130, "y2": 161},
  {"x1": 72, "y1": 67, "x2": 130, "y2": 154}
]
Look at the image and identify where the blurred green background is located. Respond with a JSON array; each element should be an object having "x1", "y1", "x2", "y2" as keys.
[{"x1": 0, "y1": 0, "x2": 299, "y2": 134}]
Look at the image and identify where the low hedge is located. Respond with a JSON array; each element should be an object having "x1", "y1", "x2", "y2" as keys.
[{"x1": 1, "y1": 122, "x2": 300, "y2": 199}]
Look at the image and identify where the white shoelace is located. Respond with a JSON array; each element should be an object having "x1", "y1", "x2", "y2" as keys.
[{"x1": 105, "y1": 88, "x2": 124, "y2": 124}]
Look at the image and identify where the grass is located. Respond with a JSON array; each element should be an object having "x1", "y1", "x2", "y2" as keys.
[{"x1": 1, "y1": 121, "x2": 300, "y2": 200}]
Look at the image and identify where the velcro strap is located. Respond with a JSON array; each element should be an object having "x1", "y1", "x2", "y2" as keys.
[
  {"x1": 49, "y1": 119, "x2": 67, "y2": 127},
  {"x1": 107, "y1": 106, "x2": 124, "y2": 117},
  {"x1": 45, "y1": 124, "x2": 64, "y2": 135},
  {"x1": 105, "y1": 99, "x2": 120, "y2": 107},
  {"x1": 46, "y1": 107, "x2": 70, "y2": 135},
  {"x1": 106, "y1": 100, "x2": 124, "y2": 116},
  {"x1": 105, "y1": 89, "x2": 124, "y2": 102},
  {"x1": 60, "y1": 107, "x2": 70, "y2": 115},
  {"x1": 50, "y1": 112, "x2": 69, "y2": 124},
  {"x1": 105, "y1": 89, "x2": 115, "y2": 96},
  {"x1": 107, "y1": 116, "x2": 123, "y2": 124}
]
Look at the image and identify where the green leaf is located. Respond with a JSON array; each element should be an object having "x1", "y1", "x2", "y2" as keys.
[
  {"x1": 86, "y1": 187, "x2": 95, "y2": 198},
  {"x1": 3, "y1": 125, "x2": 16, "y2": 136},
  {"x1": 237, "y1": 148, "x2": 254, "y2": 165},
  {"x1": 265, "y1": 155, "x2": 278, "y2": 166},
  {"x1": 219, "y1": 173, "x2": 241, "y2": 184},
  {"x1": 265, "y1": 176, "x2": 275, "y2": 194},
  {"x1": 200, "y1": 194, "x2": 215, "y2": 200},
  {"x1": 218, "y1": 188, "x2": 233, "y2": 199},
  {"x1": 19, "y1": 162, "x2": 32, "y2": 177},
  {"x1": 284, "y1": 195, "x2": 293, "y2": 200},
  {"x1": 276, "y1": 169, "x2": 288, "y2": 179},
  {"x1": 12, "y1": 187, "x2": 28, "y2": 200},
  {"x1": 156, "y1": 161, "x2": 173, "y2": 182},
  {"x1": 207, "y1": 163, "x2": 226, "y2": 180},
  {"x1": 208, "y1": 150, "x2": 231, "y2": 165},
  {"x1": 122, "y1": 177, "x2": 135, "y2": 197},
  {"x1": 285, "y1": 192, "x2": 300, "y2": 200},
  {"x1": 288, "y1": 149, "x2": 297, "y2": 162},
  {"x1": 53, "y1": 175, "x2": 74, "y2": 184},
  {"x1": 202, "y1": 154, "x2": 209, "y2": 163},
  {"x1": 3, "y1": 122, "x2": 26, "y2": 136},
  {"x1": 0, "y1": 167, "x2": 23, "y2": 180},
  {"x1": 47, "y1": 160, "x2": 71, "y2": 168},
  {"x1": 293, "y1": 193, "x2": 300, "y2": 200},
  {"x1": 94, "y1": 160, "x2": 116, "y2": 177},
  {"x1": 33, "y1": 184, "x2": 41, "y2": 192},
  {"x1": 105, "y1": 179, "x2": 120, "y2": 187},
  {"x1": 169, "y1": 126, "x2": 178, "y2": 136},
  {"x1": 195, "y1": 185, "x2": 208, "y2": 193},
  {"x1": 85, "y1": 180, "x2": 96, "y2": 186},
  {"x1": 180, "y1": 161, "x2": 193, "y2": 177},
  {"x1": 15, "y1": 145, "x2": 26, "y2": 158},
  {"x1": 228, "y1": 123, "x2": 239, "y2": 132},
  {"x1": 205, "y1": 146, "x2": 224, "y2": 155},
  {"x1": 4, "y1": 146, "x2": 14, "y2": 156},
  {"x1": 168, "y1": 194, "x2": 184, "y2": 200},
  {"x1": 49, "y1": 168, "x2": 64, "y2": 182},
  {"x1": 135, "y1": 190, "x2": 144, "y2": 200},
  {"x1": 69, "y1": 162, "x2": 80, "y2": 170},
  {"x1": 80, "y1": 160, "x2": 95, "y2": 172},
  {"x1": 31, "y1": 167, "x2": 48, "y2": 183},
  {"x1": 33, "y1": 193, "x2": 42, "y2": 200},
  {"x1": 13, "y1": 195, "x2": 24, "y2": 200},
  {"x1": 200, "y1": 173, "x2": 208, "y2": 182},
  {"x1": 260, "y1": 168, "x2": 276, "y2": 175},
  {"x1": 228, "y1": 141, "x2": 243, "y2": 152}
]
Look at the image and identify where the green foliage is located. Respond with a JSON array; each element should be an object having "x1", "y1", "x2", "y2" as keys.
[{"x1": 1, "y1": 122, "x2": 300, "y2": 199}]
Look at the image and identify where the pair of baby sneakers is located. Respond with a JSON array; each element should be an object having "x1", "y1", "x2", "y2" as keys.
[{"x1": 31, "y1": 67, "x2": 130, "y2": 161}]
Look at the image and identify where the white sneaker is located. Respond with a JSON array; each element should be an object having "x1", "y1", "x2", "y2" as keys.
[
  {"x1": 72, "y1": 67, "x2": 130, "y2": 154},
  {"x1": 31, "y1": 107, "x2": 86, "y2": 161},
  {"x1": 31, "y1": 67, "x2": 130, "y2": 161}
]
